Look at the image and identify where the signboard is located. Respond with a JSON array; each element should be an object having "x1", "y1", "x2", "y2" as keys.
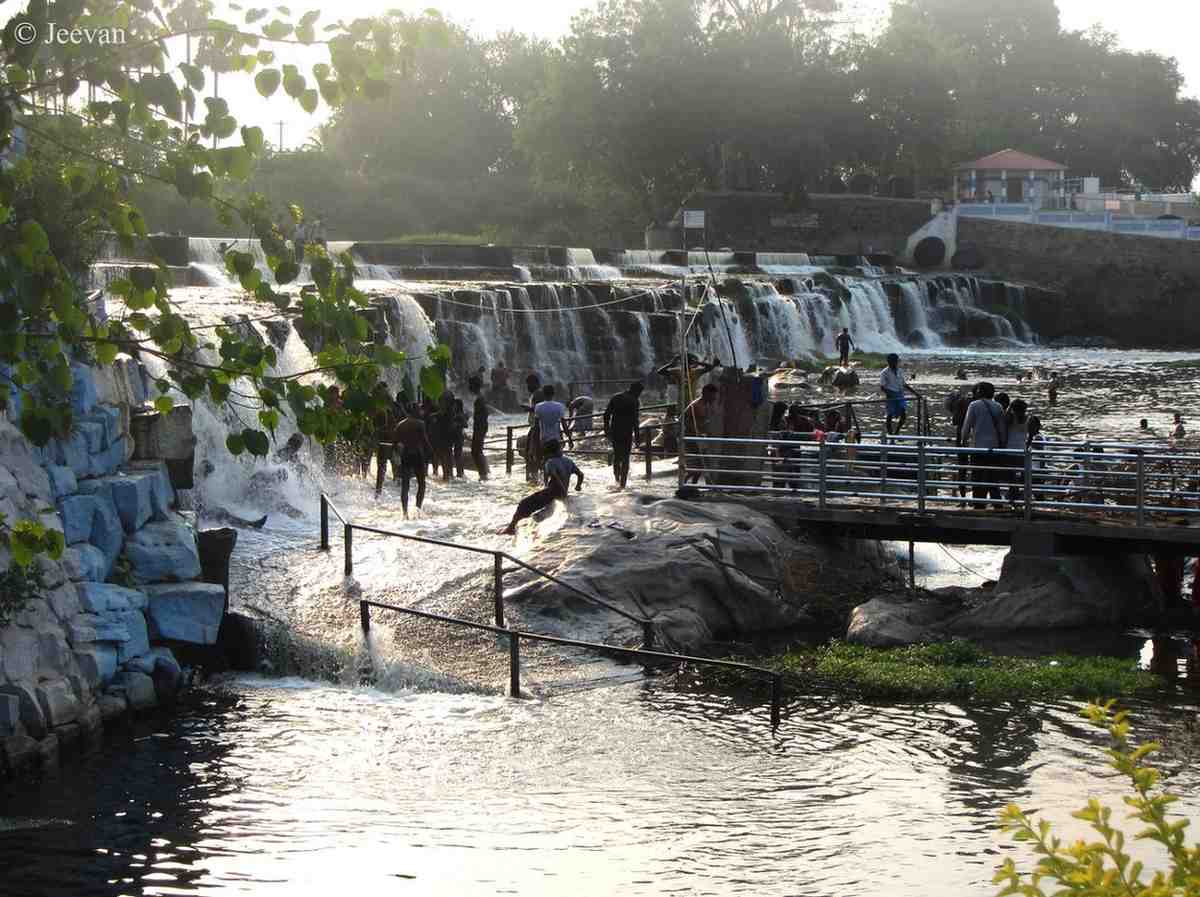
[{"x1": 682, "y1": 210, "x2": 705, "y2": 229}]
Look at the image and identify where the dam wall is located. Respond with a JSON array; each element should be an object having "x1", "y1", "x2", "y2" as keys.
[{"x1": 958, "y1": 217, "x2": 1200, "y2": 347}]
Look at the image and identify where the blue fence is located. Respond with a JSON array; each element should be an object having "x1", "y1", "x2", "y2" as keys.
[{"x1": 957, "y1": 204, "x2": 1200, "y2": 240}]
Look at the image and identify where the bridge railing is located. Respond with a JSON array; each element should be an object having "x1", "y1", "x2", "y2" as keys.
[{"x1": 679, "y1": 434, "x2": 1200, "y2": 524}]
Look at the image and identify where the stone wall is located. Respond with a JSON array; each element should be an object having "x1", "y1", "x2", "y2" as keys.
[
  {"x1": 0, "y1": 360, "x2": 223, "y2": 778},
  {"x1": 958, "y1": 217, "x2": 1200, "y2": 347}
]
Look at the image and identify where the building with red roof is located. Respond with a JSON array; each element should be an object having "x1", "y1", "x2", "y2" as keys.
[{"x1": 955, "y1": 149, "x2": 1068, "y2": 207}]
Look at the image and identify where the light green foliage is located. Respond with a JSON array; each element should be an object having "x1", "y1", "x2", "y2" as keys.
[
  {"x1": 773, "y1": 641, "x2": 1160, "y2": 701},
  {"x1": 0, "y1": 511, "x2": 59, "y2": 625},
  {"x1": 995, "y1": 702, "x2": 1200, "y2": 896}
]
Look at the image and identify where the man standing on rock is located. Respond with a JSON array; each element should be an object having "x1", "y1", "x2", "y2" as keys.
[
  {"x1": 604, "y1": 382, "x2": 643, "y2": 489},
  {"x1": 469, "y1": 375, "x2": 490, "y2": 481},
  {"x1": 835, "y1": 328, "x2": 855, "y2": 367},
  {"x1": 879, "y1": 353, "x2": 917, "y2": 435},
  {"x1": 499, "y1": 441, "x2": 583, "y2": 535}
]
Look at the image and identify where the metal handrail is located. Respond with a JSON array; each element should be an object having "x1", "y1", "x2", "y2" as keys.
[
  {"x1": 319, "y1": 493, "x2": 656, "y2": 646},
  {"x1": 359, "y1": 598, "x2": 784, "y2": 728},
  {"x1": 678, "y1": 434, "x2": 1200, "y2": 525}
]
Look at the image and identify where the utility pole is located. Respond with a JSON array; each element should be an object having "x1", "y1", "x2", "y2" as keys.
[{"x1": 276, "y1": 120, "x2": 285, "y2": 152}]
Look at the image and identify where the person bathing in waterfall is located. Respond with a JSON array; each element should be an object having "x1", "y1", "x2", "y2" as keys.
[
  {"x1": 835, "y1": 328, "x2": 855, "y2": 367},
  {"x1": 603, "y1": 381, "x2": 643, "y2": 489},
  {"x1": 499, "y1": 441, "x2": 583, "y2": 535},
  {"x1": 377, "y1": 401, "x2": 434, "y2": 518},
  {"x1": 879, "y1": 353, "x2": 918, "y2": 435},
  {"x1": 469, "y1": 376, "x2": 491, "y2": 481}
]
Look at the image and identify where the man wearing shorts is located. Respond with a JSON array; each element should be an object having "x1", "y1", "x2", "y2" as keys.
[
  {"x1": 603, "y1": 382, "x2": 643, "y2": 488},
  {"x1": 389, "y1": 403, "x2": 434, "y2": 518},
  {"x1": 879, "y1": 353, "x2": 917, "y2": 435}
]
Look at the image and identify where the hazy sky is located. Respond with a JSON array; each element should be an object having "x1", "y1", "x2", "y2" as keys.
[{"x1": 215, "y1": 0, "x2": 1200, "y2": 151}]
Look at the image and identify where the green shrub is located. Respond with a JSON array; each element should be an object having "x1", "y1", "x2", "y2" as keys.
[
  {"x1": 772, "y1": 640, "x2": 1161, "y2": 701},
  {"x1": 995, "y1": 701, "x2": 1200, "y2": 896}
]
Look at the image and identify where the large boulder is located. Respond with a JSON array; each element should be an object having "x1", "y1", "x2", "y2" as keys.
[
  {"x1": 832, "y1": 368, "x2": 860, "y2": 389},
  {"x1": 945, "y1": 552, "x2": 1161, "y2": 633},
  {"x1": 0, "y1": 683, "x2": 46, "y2": 737},
  {"x1": 499, "y1": 495, "x2": 893, "y2": 651},
  {"x1": 35, "y1": 679, "x2": 80, "y2": 728},
  {"x1": 123, "y1": 520, "x2": 201, "y2": 584},
  {"x1": 108, "y1": 671, "x2": 156, "y2": 711},
  {"x1": 846, "y1": 598, "x2": 958, "y2": 648},
  {"x1": 144, "y1": 581, "x2": 226, "y2": 645}
]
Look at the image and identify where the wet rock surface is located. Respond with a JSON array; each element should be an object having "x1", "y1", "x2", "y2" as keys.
[{"x1": 846, "y1": 552, "x2": 1163, "y2": 647}]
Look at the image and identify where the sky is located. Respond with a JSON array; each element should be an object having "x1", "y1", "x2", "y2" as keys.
[{"x1": 210, "y1": 0, "x2": 1200, "y2": 151}]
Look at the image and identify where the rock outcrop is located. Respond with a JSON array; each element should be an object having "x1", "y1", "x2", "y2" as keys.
[
  {"x1": 503, "y1": 494, "x2": 899, "y2": 651},
  {"x1": 846, "y1": 552, "x2": 1162, "y2": 647}
]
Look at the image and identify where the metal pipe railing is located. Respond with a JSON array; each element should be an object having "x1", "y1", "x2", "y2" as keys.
[
  {"x1": 359, "y1": 598, "x2": 783, "y2": 728},
  {"x1": 319, "y1": 493, "x2": 656, "y2": 646}
]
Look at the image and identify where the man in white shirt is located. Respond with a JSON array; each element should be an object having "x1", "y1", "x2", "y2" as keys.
[
  {"x1": 533, "y1": 385, "x2": 572, "y2": 455},
  {"x1": 961, "y1": 381, "x2": 1008, "y2": 508},
  {"x1": 879, "y1": 353, "x2": 917, "y2": 435}
]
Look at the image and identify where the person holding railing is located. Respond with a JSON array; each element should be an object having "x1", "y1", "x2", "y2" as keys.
[
  {"x1": 499, "y1": 440, "x2": 583, "y2": 535},
  {"x1": 879, "y1": 353, "x2": 919, "y2": 435}
]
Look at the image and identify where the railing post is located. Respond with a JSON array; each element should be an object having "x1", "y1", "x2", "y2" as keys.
[
  {"x1": 770, "y1": 674, "x2": 781, "y2": 729},
  {"x1": 320, "y1": 494, "x2": 329, "y2": 551},
  {"x1": 644, "y1": 426, "x2": 653, "y2": 480},
  {"x1": 509, "y1": 633, "x2": 520, "y2": 698},
  {"x1": 344, "y1": 524, "x2": 353, "y2": 576},
  {"x1": 1136, "y1": 450, "x2": 1146, "y2": 527},
  {"x1": 359, "y1": 600, "x2": 370, "y2": 635},
  {"x1": 917, "y1": 440, "x2": 927, "y2": 512},
  {"x1": 818, "y1": 441, "x2": 828, "y2": 510},
  {"x1": 1023, "y1": 449, "x2": 1034, "y2": 521},
  {"x1": 505, "y1": 426, "x2": 514, "y2": 476},
  {"x1": 642, "y1": 619, "x2": 655, "y2": 650},
  {"x1": 879, "y1": 435, "x2": 889, "y2": 506},
  {"x1": 493, "y1": 552, "x2": 505, "y2": 628}
]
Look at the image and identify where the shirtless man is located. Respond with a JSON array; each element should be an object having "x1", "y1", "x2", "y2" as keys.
[{"x1": 381, "y1": 402, "x2": 435, "y2": 518}]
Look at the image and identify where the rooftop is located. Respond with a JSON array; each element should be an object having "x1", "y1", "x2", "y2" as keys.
[{"x1": 957, "y1": 149, "x2": 1067, "y2": 172}]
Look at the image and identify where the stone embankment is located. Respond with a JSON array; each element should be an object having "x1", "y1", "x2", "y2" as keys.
[{"x1": 0, "y1": 360, "x2": 223, "y2": 779}]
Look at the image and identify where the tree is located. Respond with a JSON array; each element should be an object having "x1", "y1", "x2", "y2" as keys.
[{"x1": 0, "y1": 0, "x2": 452, "y2": 564}]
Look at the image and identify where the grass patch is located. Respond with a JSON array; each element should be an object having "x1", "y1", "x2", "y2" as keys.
[{"x1": 766, "y1": 639, "x2": 1162, "y2": 701}]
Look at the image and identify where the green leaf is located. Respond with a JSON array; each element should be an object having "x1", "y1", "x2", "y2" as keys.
[
  {"x1": 242, "y1": 125, "x2": 265, "y2": 155},
  {"x1": 243, "y1": 428, "x2": 270, "y2": 457},
  {"x1": 255, "y1": 68, "x2": 281, "y2": 98},
  {"x1": 299, "y1": 89, "x2": 318, "y2": 114},
  {"x1": 130, "y1": 267, "x2": 157, "y2": 291},
  {"x1": 225, "y1": 433, "x2": 246, "y2": 456},
  {"x1": 179, "y1": 63, "x2": 205, "y2": 91},
  {"x1": 420, "y1": 364, "x2": 445, "y2": 402},
  {"x1": 154, "y1": 396, "x2": 174, "y2": 414},
  {"x1": 274, "y1": 259, "x2": 300, "y2": 284},
  {"x1": 95, "y1": 341, "x2": 119, "y2": 365}
]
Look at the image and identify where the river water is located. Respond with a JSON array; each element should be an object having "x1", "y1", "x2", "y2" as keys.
[{"x1": 3, "y1": 342, "x2": 1200, "y2": 896}]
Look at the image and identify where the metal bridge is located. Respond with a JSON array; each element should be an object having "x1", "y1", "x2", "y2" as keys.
[{"x1": 678, "y1": 433, "x2": 1200, "y2": 557}]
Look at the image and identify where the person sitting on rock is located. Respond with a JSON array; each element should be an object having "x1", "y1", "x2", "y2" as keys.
[{"x1": 499, "y1": 441, "x2": 582, "y2": 535}]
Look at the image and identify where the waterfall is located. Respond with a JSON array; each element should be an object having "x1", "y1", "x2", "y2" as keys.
[{"x1": 898, "y1": 282, "x2": 941, "y2": 348}]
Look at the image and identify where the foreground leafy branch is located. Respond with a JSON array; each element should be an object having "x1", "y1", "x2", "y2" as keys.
[
  {"x1": 1, "y1": 0, "x2": 432, "y2": 459},
  {"x1": 995, "y1": 701, "x2": 1200, "y2": 896}
]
